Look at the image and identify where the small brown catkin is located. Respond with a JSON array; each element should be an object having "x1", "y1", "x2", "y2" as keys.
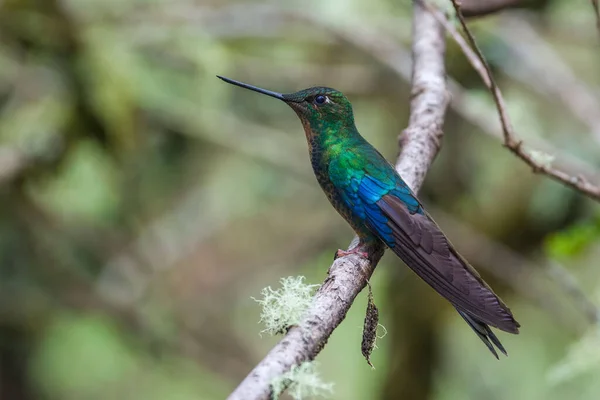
[{"x1": 361, "y1": 282, "x2": 379, "y2": 368}]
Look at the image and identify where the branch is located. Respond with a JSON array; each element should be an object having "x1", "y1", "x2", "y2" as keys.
[
  {"x1": 593, "y1": 0, "x2": 600, "y2": 37},
  {"x1": 460, "y1": 0, "x2": 524, "y2": 17},
  {"x1": 439, "y1": 1, "x2": 600, "y2": 202},
  {"x1": 226, "y1": 1, "x2": 449, "y2": 399}
]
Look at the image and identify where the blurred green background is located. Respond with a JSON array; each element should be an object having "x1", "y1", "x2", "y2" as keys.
[{"x1": 1, "y1": 0, "x2": 600, "y2": 399}]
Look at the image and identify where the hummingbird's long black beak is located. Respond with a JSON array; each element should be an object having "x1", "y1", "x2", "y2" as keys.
[{"x1": 217, "y1": 76, "x2": 285, "y2": 100}]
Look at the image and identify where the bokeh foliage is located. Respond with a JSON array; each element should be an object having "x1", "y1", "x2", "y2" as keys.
[{"x1": 0, "y1": 0, "x2": 600, "y2": 399}]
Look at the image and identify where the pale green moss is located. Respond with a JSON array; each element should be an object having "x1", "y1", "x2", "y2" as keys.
[
  {"x1": 530, "y1": 150, "x2": 555, "y2": 169},
  {"x1": 271, "y1": 361, "x2": 334, "y2": 400},
  {"x1": 252, "y1": 276, "x2": 320, "y2": 335}
]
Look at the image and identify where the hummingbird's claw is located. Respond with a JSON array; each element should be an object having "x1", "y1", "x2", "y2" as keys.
[{"x1": 335, "y1": 248, "x2": 369, "y2": 260}]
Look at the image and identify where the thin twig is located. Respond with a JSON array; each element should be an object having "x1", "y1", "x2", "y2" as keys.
[
  {"x1": 440, "y1": 1, "x2": 600, "y2": 201},
  {"x1": 226, "y1": 2, "x2": 449, "y2": 399}
]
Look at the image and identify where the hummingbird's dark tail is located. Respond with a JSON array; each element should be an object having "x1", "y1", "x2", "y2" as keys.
[{"x1": 457, "y1": 309, "x2": 507, "y2": 359}]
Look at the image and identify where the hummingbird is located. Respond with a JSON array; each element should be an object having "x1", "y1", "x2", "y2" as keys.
[{"x1": 217, "y1": 75, "x2": 520, "y2": 358}]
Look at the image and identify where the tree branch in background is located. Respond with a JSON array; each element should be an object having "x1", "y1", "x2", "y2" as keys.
[
  {"x1": 440, "y1": 1, "x2": 600, "y2": 202},
  {"x1": 227, "y1": 2, "x2": 449, "y2": 399},
  {"x1": 460, "y1": 0, "x2": 524, "y2": 17},
  {"x1": 592, "y1": 0, "x2": 600, "y2": 36},
  {"x1": 0, "y1": 147, "x2": 29, "y2": 185},
  {"x1": 0, "y1": 138, "x2": 70, "y2": 187}
]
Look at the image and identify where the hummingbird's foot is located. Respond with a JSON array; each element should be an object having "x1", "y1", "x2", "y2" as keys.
[{"x1": 335, "y1": 248, "x2": 369, "y2": 260}]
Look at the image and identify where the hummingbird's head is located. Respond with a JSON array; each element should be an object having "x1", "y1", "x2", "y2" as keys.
[
  {"x1": 281, "y1": 86, "x2": 353, "y2": 123},
  {"x1": 217, "y1": 76, "x2": 355, "y2": 139}
]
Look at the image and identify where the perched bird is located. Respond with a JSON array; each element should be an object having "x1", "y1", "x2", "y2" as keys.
[{"x1": 217, "y1": 76, "x2": 520, "y2": 358}]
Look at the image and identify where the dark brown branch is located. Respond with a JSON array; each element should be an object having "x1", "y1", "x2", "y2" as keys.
[
  {"x1": 439, "y1": 1, "x2": 600, "y2": 202},
  {"x1": 460, "y1": 0, "x2": 524, "y2": 17},
  {"x1": 226, "y1": 2, "x2": 449, "y2": 399}
]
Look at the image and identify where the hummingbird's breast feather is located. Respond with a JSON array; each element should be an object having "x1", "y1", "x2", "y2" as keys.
[{"x1": 310, "y1": 141, "x2": 380, "y2": 237}]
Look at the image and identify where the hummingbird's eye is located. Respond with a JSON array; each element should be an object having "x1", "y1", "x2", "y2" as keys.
[{"x1": 314, "y1": 95, "x2": 327, "y2": 105}]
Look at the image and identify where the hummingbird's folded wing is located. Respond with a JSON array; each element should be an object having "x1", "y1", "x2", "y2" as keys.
[
  {"x1": 371, "y1": 193, "x2": 520, "y2": 334},
  {"x1": 329, "y1": 145, "x2": 519, "y2": 337}
]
